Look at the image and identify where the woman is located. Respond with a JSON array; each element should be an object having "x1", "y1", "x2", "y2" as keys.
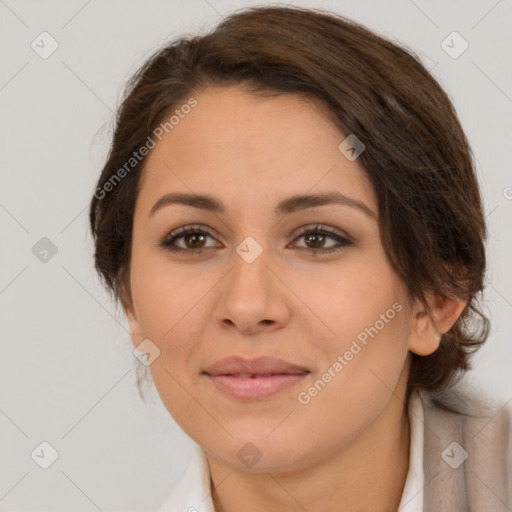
[{"x1": 88, "y1": 5, "x2": 511, "y2": 511}]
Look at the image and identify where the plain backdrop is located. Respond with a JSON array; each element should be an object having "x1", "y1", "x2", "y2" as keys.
[{"x1": 1, "y1": 0, "x2": 511, "y2": 510}]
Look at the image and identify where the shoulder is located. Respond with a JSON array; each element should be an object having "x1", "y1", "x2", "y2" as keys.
[
  {"x1": 418, "y1": 382, "x2": 512, "y2": 511},
  {"x1": 420, "y1": 382, "x2": 512, "y2": 439},
  {"x1": 423, "y1": 382, "x2": 511, "y2": 417}
]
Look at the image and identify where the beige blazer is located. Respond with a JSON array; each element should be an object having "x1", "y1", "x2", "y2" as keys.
[{"x1": 420, "y1": 385, "x2": 511, "y2": 511}]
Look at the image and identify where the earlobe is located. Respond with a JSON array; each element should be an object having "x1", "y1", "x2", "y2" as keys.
[
  {"x1": 408, "y1": 292, "x2": 467, "y2": 357},
  {"x1": 409, "y1": 310, "x2": 441, "y2": 356}
]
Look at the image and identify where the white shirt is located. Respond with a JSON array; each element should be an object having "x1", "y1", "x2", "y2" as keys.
[{"x1": 158, "y1": 389, "x2": 425, "y2": 512}]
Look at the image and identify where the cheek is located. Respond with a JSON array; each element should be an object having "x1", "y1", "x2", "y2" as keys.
[
  {"x1": 293, "y1": 253, "x2": 411, "y2": 392},
  {"x1": 128, "y1": 249, "x2": 212, "y2": 368},
  {"x1": 129, "y1": 257, "x2": 214, "y2": 434},
  {"x1": 292, "y1": 251, "x2": 407, "y2": 344},
  {"x1": 307, "y1": 297, "x2": 409, "y2": 400},
  {"x1": 295, "y1": 293, "x2": 410, "y2": 452}
]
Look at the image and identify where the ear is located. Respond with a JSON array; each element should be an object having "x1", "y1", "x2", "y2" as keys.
[{"x1": 409, "y1": 291, "x2": 467, "y2": 356}]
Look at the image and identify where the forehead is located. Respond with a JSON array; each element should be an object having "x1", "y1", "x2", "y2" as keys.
[{"x1": 136, "y1": 86, "x2": 376, "y2": 216}]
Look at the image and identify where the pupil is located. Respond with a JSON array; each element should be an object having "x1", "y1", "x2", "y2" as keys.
[
  {"x1": 306, "y1": 233, "x2": 324, "y2": 248},
  {"x1": 186, "y1": 233, "x2": 205, "y2": 248}
]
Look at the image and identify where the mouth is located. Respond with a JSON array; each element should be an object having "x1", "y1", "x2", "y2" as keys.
[
  {"x1": 203, "y1": 369, "x2": 310, "y2": 400},
  {"x1": 202, "y1": 355, "x2": 311, "y2": 400}
]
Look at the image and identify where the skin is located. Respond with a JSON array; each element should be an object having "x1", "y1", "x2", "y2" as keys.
[{"x1": 123, "y1": 86, "x2": 466, "y2": 512}]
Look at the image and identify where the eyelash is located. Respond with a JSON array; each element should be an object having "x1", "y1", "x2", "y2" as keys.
[{"x1": 160, "y1": 224, "x2": 353, "y2": 255}]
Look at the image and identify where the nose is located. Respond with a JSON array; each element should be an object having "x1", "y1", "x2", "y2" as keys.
[{"x1": 213, "y1": 244, "x2": 291, "y2": 335}]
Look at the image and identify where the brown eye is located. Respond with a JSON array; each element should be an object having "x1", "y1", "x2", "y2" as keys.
[
  {"x1": 291, "y1": 225, "x2": 353, "y2": 253},
  {"x1": 161, "y1": 226, "x2": 220, "y2": 252}
]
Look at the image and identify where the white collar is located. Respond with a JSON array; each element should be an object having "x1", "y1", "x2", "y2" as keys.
[
  {"x1": 397, "y1": 388, "x2": 425, "y2": 511},
  {"x1": 158, "y1": 389, "x2": 425, "y2": 512},
  {"x1": 158, "y1": 443, "x2": 215, "y2": 512}
]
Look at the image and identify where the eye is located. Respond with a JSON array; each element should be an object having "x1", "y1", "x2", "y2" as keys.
[
  {"x1": 160, "y1": 225, "x2": 220, "y2": 252},
  {"x1": 290, "y1": 224, "x2": 353, "y2": 253}
]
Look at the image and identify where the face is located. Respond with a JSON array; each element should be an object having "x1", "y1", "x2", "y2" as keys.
[{"x1": 125, "y1": 86, "x2": 420, "y2": 472}]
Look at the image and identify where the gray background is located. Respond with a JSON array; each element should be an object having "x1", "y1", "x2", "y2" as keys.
[{"x1": 1, "y1": 0, "x2": 511, "y2": 510}]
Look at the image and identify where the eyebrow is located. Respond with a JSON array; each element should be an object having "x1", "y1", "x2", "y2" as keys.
[{"x1": 149, "y1": 191, "x2": 376, "y2": 219}]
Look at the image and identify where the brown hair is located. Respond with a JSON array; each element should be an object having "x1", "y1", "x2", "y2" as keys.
[{"x1": 89, "y1": 5, "x2": 489, "y2": 403}]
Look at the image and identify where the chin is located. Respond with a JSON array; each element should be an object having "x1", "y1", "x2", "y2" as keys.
[{"x1": 203, "y1": 433, "x2": 316, "y2": 474}]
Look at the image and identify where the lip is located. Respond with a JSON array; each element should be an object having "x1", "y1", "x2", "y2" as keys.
[
  {"x1": 203, "y1": 355, "x2": 310, "y2": 376},
  {"x1": 203, "y1": 356, "x2": 310, "y2": 400}
]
